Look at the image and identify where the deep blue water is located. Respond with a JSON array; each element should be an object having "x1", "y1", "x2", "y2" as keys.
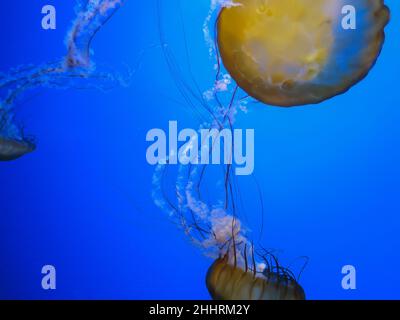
[{"x1": 0, "y1": 0, "x2": 400, "y2": 299}]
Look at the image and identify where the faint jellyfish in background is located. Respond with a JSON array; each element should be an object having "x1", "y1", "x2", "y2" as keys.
[
  {"x1": 0, "y1": 0, "x2": 130, "y2": 161},
  {"x1": 153, "y1": 0, "x2": 390, "y2": 300},
  {"x1": 154, "y1": 0, "x2": 301, "y2": 300},
  {"x1": 206, "y1": 255, "x2": 305, "y2": 300}
]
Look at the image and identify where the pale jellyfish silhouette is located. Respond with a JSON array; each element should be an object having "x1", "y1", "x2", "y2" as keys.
[
  {"x1": 0, "y1": 0, "x2": 129, "y2": 161},
  {"x1": 153, "y1": 0, "x2": 390, "y2": 300}
]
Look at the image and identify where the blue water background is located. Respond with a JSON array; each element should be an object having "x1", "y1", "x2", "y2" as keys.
[{"x1": 0, "y1": 0, "x2": 399, "y2": 299}]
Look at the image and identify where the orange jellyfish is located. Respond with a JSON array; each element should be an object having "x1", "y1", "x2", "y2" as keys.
[
  {"x1": 0, "y1": 138, "x2": 35, "y2": 161},
  {"x1": 207, "y1": 257, "x2": 305, "y2": 300},
  {"x1": 0, "y1": 0, "x2": 126, "y2": 161},
  {"x1": 217, "y1": 0, "x2": 390, "y2": 106}
]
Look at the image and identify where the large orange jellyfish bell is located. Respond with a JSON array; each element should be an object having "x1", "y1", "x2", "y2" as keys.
[{"x1": 217, "y1": 0, "x2": 390, "y2": 106}]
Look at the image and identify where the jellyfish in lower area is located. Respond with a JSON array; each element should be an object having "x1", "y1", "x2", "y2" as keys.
[
  {"x1": 0, "y1": 0, "x2": 129, "y2": 161},
  {"x1": 153, "y1": 0, "x2": 389, "y2": 300},
  {"x1": 153, "y1": 161, "x2": 307, "y2": 300}
]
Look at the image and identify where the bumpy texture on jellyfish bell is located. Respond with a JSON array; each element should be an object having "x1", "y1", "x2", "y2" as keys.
[{"x1": 217, "y1": 0, "x2": 390, "y2": 106}]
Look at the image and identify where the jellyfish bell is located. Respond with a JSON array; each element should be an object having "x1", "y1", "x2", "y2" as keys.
[
  {"x1": 154, "y1": 0, "x2": 309, "y2": 300},
  {"x1": 0, "y1": 137, "x2": 35, "y2": 161},
  {"x1": 217, "y1": 0, "x2": 390, "y2": 107},
  {"x1": 206, "y1": 256, "x2": 306, "y2": 300},
  {"x1": 203, "y1": 213, "x2": 305, "y2": 300}
]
